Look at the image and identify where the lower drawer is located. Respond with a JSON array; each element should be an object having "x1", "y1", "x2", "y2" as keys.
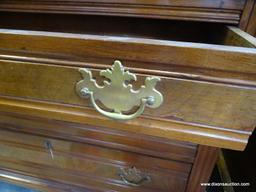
[{"x1": 0, "y1": 130, "x2": 192, "y2": 192}]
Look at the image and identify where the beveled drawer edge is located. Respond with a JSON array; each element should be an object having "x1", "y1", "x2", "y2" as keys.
[{"x1": 0, "y1": 96, "x2": 250, "y2": 151}]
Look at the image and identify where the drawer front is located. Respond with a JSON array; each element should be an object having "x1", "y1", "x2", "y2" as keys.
[
  {"x1": 0, "y1": 112, "x2": 197, "y2": 163},
  {"x1": 0, "y1": 27, "x2": 255, "y2": 150},
  {"x1": 0, "y1": 56, "x2": 255, "y2": 150},
  {"x1": 0, "y1": 130, "x2": 191, "y2": 192},
  {"x1": 0, "y1": 59, "x2": 255, "y2": 130}
]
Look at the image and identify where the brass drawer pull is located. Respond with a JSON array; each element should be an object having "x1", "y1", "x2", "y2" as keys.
[
  {"x1": 44, "y1": 140, "x2": 54, "y2": 159},
  {"x1": 76, "y1": 60, "x2": 163, "y2": 120},
  {"x1": 119, "y1": 166, "x2": 151, "y2": 187}
]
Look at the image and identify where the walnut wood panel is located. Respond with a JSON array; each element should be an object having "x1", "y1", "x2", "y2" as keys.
[
  {"x1": 0, "y1": 0, "x2": 245, "y2": 24},
  {"x1": 0, "y1": 129, "x2": 191, "y2": 192},
  {"x1": 186, "y1": 145, "x2": 219, "y2": 192},
  {"x1": 0, "y1": 112, "x2": 197, "y2": 163}
]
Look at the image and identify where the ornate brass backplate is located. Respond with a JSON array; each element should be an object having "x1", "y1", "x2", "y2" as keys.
[{"x1": 76, "y1": 60, "x2": 163, "y2": 120}]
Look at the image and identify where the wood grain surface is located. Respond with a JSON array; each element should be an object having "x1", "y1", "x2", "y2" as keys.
[
  {"x1": 0, "y1": 27, "x2": 255, "y2": 150},
  {"x1": 0, "y1": 111, "x2": 197, "y2": 163},
  {"x1": 186, "y1": 145, "x2": 219, "y2": 192},
  {"x1": 0, "y1": 129, "x2": 191, "y2": 192},
  {"x1": 0, "y1": 95, "x2": 250, "y2": 151},
  {"x1": 239, "y1": 0, "x2": 256, "y2": 36},
  {"x1": 0, "y1": 2, "x2": 254, "y2": 191},
  {"x1": 0, "y1": 60, "x2": 255, "y2": 132},
  {"x1": 0, "y1": 0, "x2": 245, "y2": 24},
  {"x1": 0, "y1": 27, "x2": 255, "y2": 77}
]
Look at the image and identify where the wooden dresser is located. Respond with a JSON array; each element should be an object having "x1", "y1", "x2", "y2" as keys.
[{"x1": 0, "y1": 1, "x2": 255, "y2": 192}]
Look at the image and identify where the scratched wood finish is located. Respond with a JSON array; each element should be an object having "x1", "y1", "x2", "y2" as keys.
[
  {"x1": 0, "y1": 0, "x2": 245, "y2": 24},
  {"x1": 0, "y1": 129, "x2": 191, "y2": 192}
]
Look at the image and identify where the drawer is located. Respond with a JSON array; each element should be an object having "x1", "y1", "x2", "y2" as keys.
[
  {"x1": 0, "y1": 0, "x2": 245, "y2": 24},
  {"x1": 0, "y1": 130, "x2": 192, "y2": 192},
  {"x1": 0, "y1": 112, "x2": 197, "y2": 163},
  {"x1": 0, "y1": 21, "x2": 255, "y2": 150}
]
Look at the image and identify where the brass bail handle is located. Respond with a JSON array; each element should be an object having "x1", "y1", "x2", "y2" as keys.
[{"x1": 76, "y1": 60, "x2": 163, "y2": 120}]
